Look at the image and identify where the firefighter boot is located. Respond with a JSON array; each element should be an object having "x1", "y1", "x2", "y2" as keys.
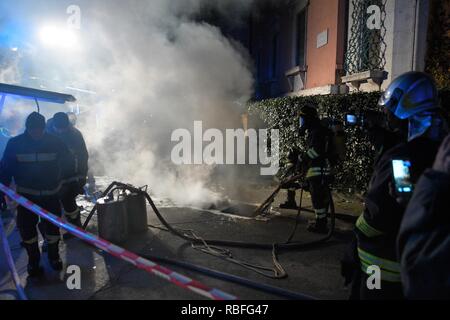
[
  {"x1": 47, "y1": 241, "x2": 63, "y2": 271},
  {"x1": 22, "y1": 242, "x2": 44, "y2": 278},
  {"x1": 307, "y1": 218, "x2": 329, "y2": 234},
  {"x1": 280, "y1": 190, "x2": 299, "y2": 210}
]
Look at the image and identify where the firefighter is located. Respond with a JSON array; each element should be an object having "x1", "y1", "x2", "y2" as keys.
[
  {"x1": 297, "y1": 104, "x2": 333, "y2": 234},
  {"x1": 0, "y1": 112, "x2": 72, "y2": 276},
  {"x1": 279, "y1": 148, "x2": 302, "y2": 209},
  {"x1": 351, "y1": 72, "x2": 448, "y2": 299},
  {"x1": 367, "y1": 111, "x2": 408, "y2": 166},
  {"x1": 48, "y1": 112, "x2": 89, "y2": 228},
  {"x1": 397, "y1": 134, "x2": 450, "y2": 299}
]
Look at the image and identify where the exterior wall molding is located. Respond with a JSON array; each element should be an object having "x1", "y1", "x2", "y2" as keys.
[
  {"x1": 341, "y1": 69, "x2": 388, "y2": 92},
  {"x1": 285, "y1": 65, "x2": 307, "y2": 92},
  {"x1": 286, "y1": 84, "x2": 348, "y2": 97}
]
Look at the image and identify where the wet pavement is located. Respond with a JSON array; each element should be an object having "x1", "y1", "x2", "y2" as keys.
[{"x1": 0, "y1": 176, "x2": 363, "y2": 300}]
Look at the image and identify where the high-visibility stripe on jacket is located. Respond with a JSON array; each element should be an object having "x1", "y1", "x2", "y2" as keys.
[
  {"x1": 358, "y1": 248, "x2": 401, "y2": 274},
  {"x1": 303, "y1": 123, "x2": 333, "y2": 179},
  {"x1": 306, "y1": 166, "x2": 331, "y2": 178},
  {"x1": 314, "y1": 208, "x2": 328, "y2": 219},
  {"x1": 16, "y1": 153, "x2": 57, "y2": 162},
  {"x1": 16, "y1": 184, "x2": 62, "y2": 197},
  {"x1": 356, "y1": 215, "x2": 384, "y2": 238},
  {"x1": 354, "y1": 137, "x2": 441, "y2": 288},
  {"x1": 307, "y1": 148, "x2": 320, "y2": 159},
  {"x1": 359, "y1": 251, "x2": 402, "y2": 283},
  {"x1": 356, "y1": 215, "x2": 402, "y2": 283},
  {"x1": 22, "y1": 236, "x2": 39, "y2": 244}
]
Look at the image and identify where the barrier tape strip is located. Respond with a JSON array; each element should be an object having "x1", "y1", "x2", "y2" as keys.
[
  {"x1": 0, "y1": 183, "x2": 237, "y2": 300},
  {"x1": 0, "y1": 212, "x2": 28, "y2": 300}
]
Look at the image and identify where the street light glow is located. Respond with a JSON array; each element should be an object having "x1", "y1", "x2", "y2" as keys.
[{"x1": 39, "y1": 25, "x2": 78, "y2": 49}]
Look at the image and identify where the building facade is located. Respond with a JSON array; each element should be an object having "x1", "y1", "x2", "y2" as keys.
[{"x1": 244, "y1": 0, "x2": 433, "y2": 99}]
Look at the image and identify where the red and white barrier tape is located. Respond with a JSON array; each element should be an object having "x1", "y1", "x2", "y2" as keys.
[
  {"x1": 0, "y1": 212, "x2": 27, "y2": 300},
  {"x1": 0, "y1": 183, "x2": 237, "y2": 300}
]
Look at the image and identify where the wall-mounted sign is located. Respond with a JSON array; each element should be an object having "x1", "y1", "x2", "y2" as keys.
[{"x1": 317, "y1": 29, "x2": 328, "y2": 48}]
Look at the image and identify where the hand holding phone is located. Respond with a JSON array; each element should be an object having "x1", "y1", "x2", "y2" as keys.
[
  {"x1": 392, "y1": 159, "x2": 414, "y2": 204},
  {"x1": 346, "y1": 114, "x2": 357, "y2": 126}
]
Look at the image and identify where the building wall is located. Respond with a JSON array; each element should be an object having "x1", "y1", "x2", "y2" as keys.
[
  {"x1": 248, "y1": 0, "x2": 347, "y2": 98},
  {"x1": 378, "y1": 0, "x2": 429, "y2": 89},
  {"x1": 305, "y1": 0, "x2": 346, "y2": 89},
  {"x1": 391, "y1": 0, "x2": 430, "y2": 79},
  {"x1": 249, "y1": 2, "x2": 296, "y2": 98},
  {"x1": 247, "y1": 0, "x2": 431, "y2": 98},
  {"x1": 346, "y1": 0, "x2": 430, "y2": 92},
  {"x1": 383, "y1": 0, "x2": 396, "y2": 89}
]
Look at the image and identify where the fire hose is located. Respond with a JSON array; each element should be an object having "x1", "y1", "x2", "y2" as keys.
[
  {"x1": 82, "y1": 180, "x2": 335, "y2": 285},
  {"x1": 80, "y1": 178, "x2": 337, "y2": 299},
  {"x1": 0, "y1": 183, "x2": 237, "y2": 301},
  {"x1": 141, "y1": 253, "x2": 315, "y2": 300},
  {"x1": 82, "y1": 181, "x2": 325, "y2": 299},
  {"x1": 0, "y1": 211, "x2": 27, "y2": 300},
  {"x1": 84, "y1": 181, "x2": 336, "y2": 250}
]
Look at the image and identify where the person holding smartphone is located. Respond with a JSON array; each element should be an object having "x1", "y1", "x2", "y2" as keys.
[
  {"x1": 397, "y1": 134, "x2": 450, "y2": 299},
  {"x1": 347, "y1": 72, "x2": 448, "y2": 300}
]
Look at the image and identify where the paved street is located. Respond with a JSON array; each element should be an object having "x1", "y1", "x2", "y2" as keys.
[{"x1": 0, "y1": 176, "x2": 362, "y2": 300}]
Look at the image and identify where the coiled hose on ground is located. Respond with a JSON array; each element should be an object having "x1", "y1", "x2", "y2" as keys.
[
  {"x1": 84, "y1": 181, "x2": 336, "y2": 251},
  {"x1": 81, "y1": 180, "x2": 339, "y2": 299}
]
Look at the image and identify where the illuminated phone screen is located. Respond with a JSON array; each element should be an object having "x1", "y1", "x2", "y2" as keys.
[
  {"x1": 392, "y1": 160, "x2": 413, "y2": 193},
  {"x1": 346, "y1": 114, "x2": 357, "y2": 125}
]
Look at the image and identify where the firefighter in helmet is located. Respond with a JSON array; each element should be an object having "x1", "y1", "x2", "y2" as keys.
[
  {"x1": 297, "y1": 104, "x2": 333, "y2": 234},
  {"x1": 349, "y1": 71, "x2": 448, "y2": 299},
  {"x1": 48, "y1": 112, "x2": 89, "y2": 229},
  {"x1": 0, "y1": 112, "x2": 72, "y2": 276}
]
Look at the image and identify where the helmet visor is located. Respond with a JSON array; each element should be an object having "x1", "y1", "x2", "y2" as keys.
[{"x1": 379, "y1": 88, "x2": 404, "y2": 116}]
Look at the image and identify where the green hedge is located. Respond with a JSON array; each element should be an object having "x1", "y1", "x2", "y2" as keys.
[
  {"x1": 248, "y1": 92, "x2": 382, "y2": 192},
  {"x1": 425, "y1": 0, "x2": 450, "y2": 89},
  {"x1": 249, "y1": 90, "x2": 449, "y2": 193}
]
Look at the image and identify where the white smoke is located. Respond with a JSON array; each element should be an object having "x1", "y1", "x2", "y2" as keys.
[{"x1": 1, "y1": 0, "x2": 258, "y2": 205}]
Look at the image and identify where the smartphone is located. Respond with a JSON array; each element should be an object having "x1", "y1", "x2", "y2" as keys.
[
  {"x1": 346, "y1": 114, "x2": 358, "y2": 126},
  {"x1": 392, "y1": 159, "x2": 414, "y2": 194}
]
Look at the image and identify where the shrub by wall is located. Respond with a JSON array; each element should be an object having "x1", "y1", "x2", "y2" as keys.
[
  {"x1": 248, "y1": 92, "x2": 382, "y2": 192},
  {"x1": 249, "y1": 89, "x2": 449, "y2": 192}
]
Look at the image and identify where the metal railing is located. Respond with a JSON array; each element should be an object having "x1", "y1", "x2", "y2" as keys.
[{"x1": 345, "y1": 0, "x2": 387, "y2": 75}]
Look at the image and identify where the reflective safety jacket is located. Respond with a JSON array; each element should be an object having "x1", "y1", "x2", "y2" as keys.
[
  {"x1": 398, "y1": 169, "x2": 450, "y2": 299},
  {"x1": 304, "y1": 123, "x2": 332, "y2": 179},
  {"x1": 0, "y1": 132, "x2": 72, "y2": 197},
  {"x1": 355, "y1": 137, "x2": 440, "y2": 284},
  {"x1": 48, "y1": 127, "x2": 89, "y2": 183}
]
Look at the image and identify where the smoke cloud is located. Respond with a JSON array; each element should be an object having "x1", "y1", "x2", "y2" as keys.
[{"x1": 0, "y1": 0, "x2": 258, "y2": 205}]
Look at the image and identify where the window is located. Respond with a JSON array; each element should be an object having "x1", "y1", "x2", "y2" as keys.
[
  {"x1": 256, "y1": 50, "x2": 262, "y2": 81},
  {"x1": 271, "y1": 33, "x2": 279, "y2": 79},
  {"x1": 296, "y1": 9, "x2": 307, "y2": 67}
]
